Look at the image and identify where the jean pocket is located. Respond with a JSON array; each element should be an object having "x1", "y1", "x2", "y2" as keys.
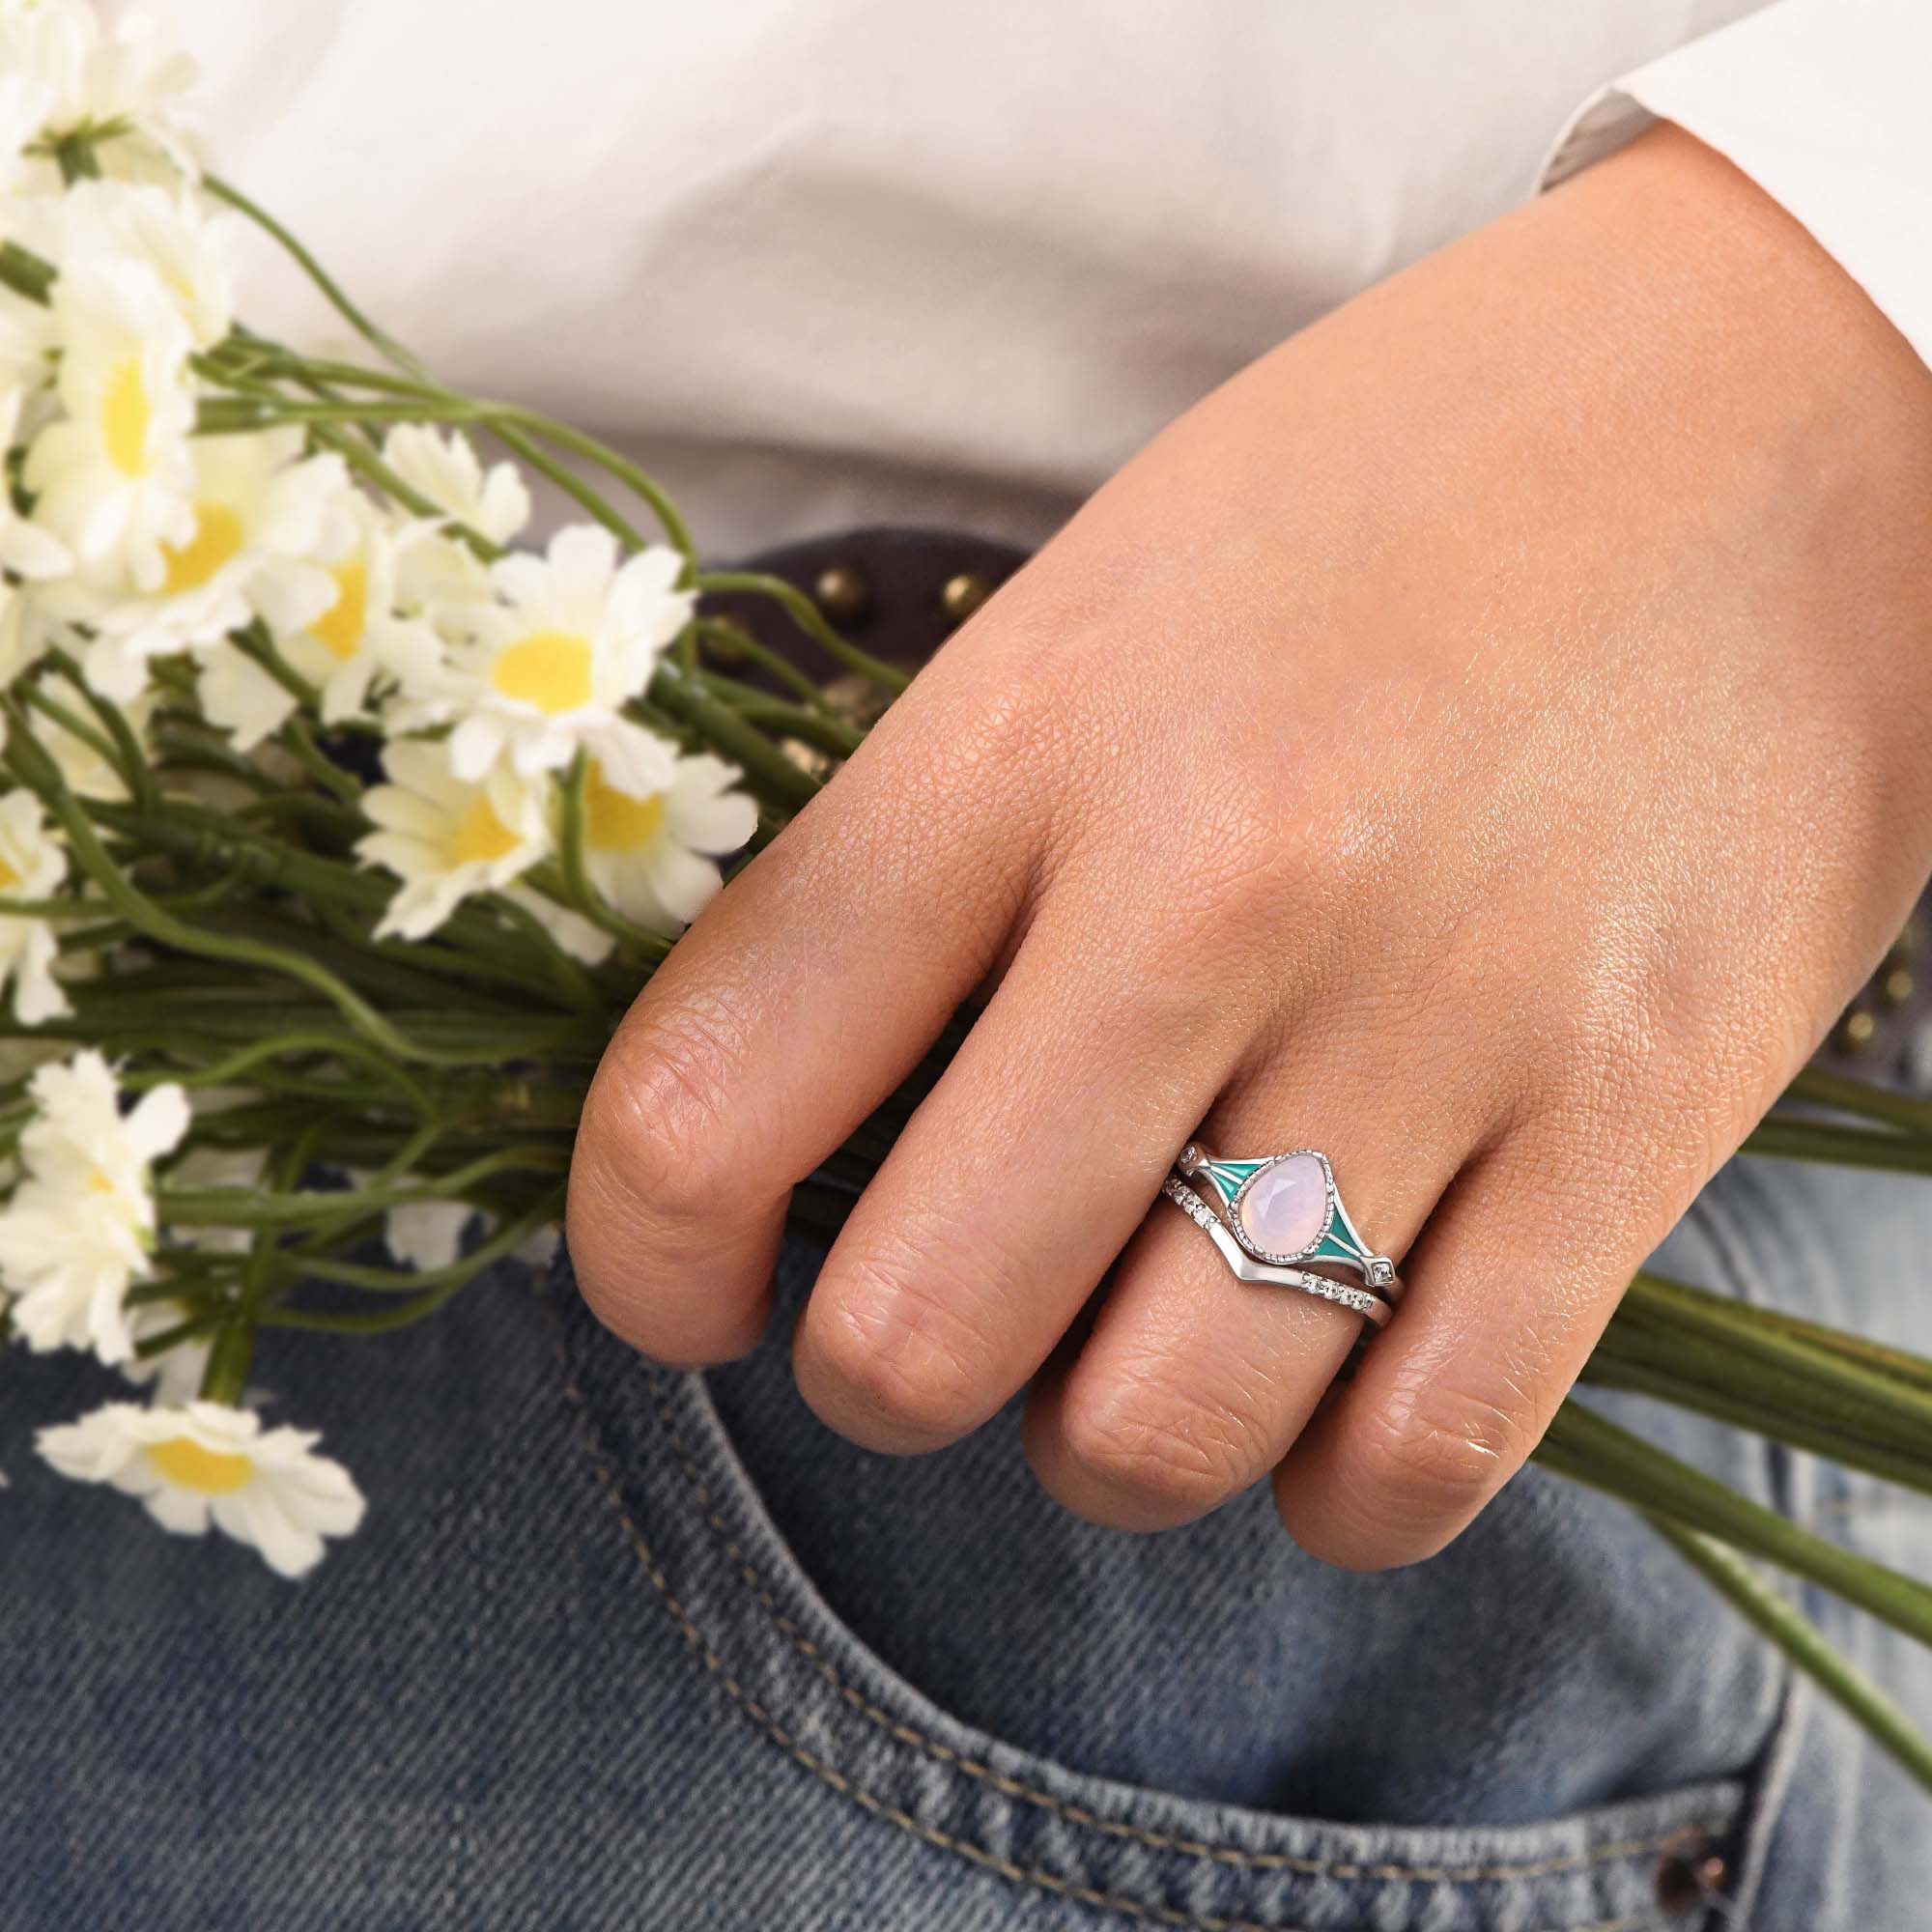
[{"x1": 555, "y1": 1285, "x2": 1767, "y2": 1932}]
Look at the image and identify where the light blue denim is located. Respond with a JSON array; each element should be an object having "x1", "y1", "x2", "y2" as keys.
[{"x1": 3, "y1": 1141, "x2": 1929, "y2": 1929}]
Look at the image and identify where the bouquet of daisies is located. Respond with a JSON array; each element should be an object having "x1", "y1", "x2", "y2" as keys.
[{"x1": 6, "y1": 0, "x2": 1932, "y2": 1795}]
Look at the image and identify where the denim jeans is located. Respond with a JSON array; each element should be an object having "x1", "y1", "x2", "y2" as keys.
[{"x1": 4, "y1": 1147, "x2": 1929, "y2": 1930}]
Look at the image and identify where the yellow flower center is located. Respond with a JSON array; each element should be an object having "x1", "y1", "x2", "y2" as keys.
[
  {"x1": 584, "y1": 761, "x2": 667, "y2": 853},
  {"x1": 101, "y1": 356, "x2": 153, "y2": 477},
  {"x1": 447, "y1": 793, "x2": 523, "y2": 867},
  {"x1": 310, "y1": 559, "x2": 368, "y2": 662},
  {"x1": 147, "y1": 1436, "x2": 255, "y2": 1494},
  {"x1": 0, "y1": 857, "x2": 17, "y2": 891},
  {"x1": 159, "y1": 502, "x2": 245, "y2": 594},
  {"x1": 490, "y1": 630, "x2": 593, "y2": 715}
]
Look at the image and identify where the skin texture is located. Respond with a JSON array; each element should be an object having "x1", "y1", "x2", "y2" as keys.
[{"x1": 567, "y1": 126, "x2": 1932, "y2": 1569}]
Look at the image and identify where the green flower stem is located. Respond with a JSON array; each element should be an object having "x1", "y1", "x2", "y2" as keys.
[
  {"x1": 691, "y1": 619, "x2": 849, "y2": 719},
  {"x1": 4, "y1": 720, "x2": 473, "y2": 1066},
  {"x1": 0, "y1": 238, "x2": 53, "y2": 305},
  {"x1": 277, "y1": 1122, "x2": 449, "y2": 1258},
  {"x1": 1604, "y1": 1275, "x2": 1932, "y2": 1447},
  {"x1": 289, "y1": 894, "x2": 565, "y2": 1014},
  {"x1": 484, "y1": 414, "x2": 653, "y2": 554},
  {"x1": 53, "y1": 1000, "x2": 603, "y2": 1065},
  {"x1": 1784, "y1": 1066, "x2": 1932, "y2": 1141},
  {"x1": 125, "y1": 1264, "x2": 245, "y2": 1311},
  {"x1": 1646, "y1": 1517, "x2": 1932, "y2": 1797},
  {"x1": 159, "y1": 1146, "x2": 569, "y2": 1230},
  {"x1": 151, "y1": 724, "x2": 283, "y2": 792},
  {"x1": 122, "y1": 1029, "x2": 434, "y2": 1115},
  {"x1": 698, "y1": 677, "x2": 866, "y2": 758},
  {"x1": 310, "y1": 418, "x2": 500, "y2": 558},
  {"x1": 199, "y1": 1222, "x2": 285, "y2": 1406},
  {"x1": 1741, "y1": 1117, "x2": 1932, "y2": 1177},
  {"x1": 280, "y1": 715, "x2": 361, "y2": 805},
  {"x1": 696, "y1": 569, "x2": 909, "y2": 696},
  {"x1": 197, "y1": 379, "x2": 695, "y2": 572},
  {"x1": 1613, "y1": 1270, "x2": 1932, "y2": 1402},
  {"x1": 482, "y1": 887, "x2": 604, "y2": 1014},
  {"x1": 1578, "y1": 1355, "x2": 1932, "y2": 1496},
  {"x1": 1703, "y1": 1301, "x2": 1932, "y2": 1397},
  {"x1": 646, "y1": 667, "x2": 822, "y2": 810},
  {"x1": 205, "y1": 176, "x2": 418, "y2": 369},
  {"x1": 489, "y1": 410, "x2": 696, "y2": 573},
  {"x1": 215, "y1": 334, "x2": 700, "y2": 572},
  {"x1": 132, "y1": 1304, "x2": 235, "y2": 1361},
  {"x1": 197, "y1": 397, "x2": 469, "y2": 433},
  {"x1": 1536, "y1": 1403, "x2": 1932, "y2": 1648},
  {"x1": 85, "y1": 803, "x2": 608, "y2": 1023},
  {"x1": 0, "y1": 892, "x2": 110, "y2": 919},
  {"x1": 260, "y1": 1189, "x2": 565, "y2": 1329},
  {"x1": 20, "y1": 656, "x2": 155, "y2": 808},
  {"x1": 197, "y1": 1315, "x2": 257, "y2": 1406},
  {"x1": 15, "y1": 681, "x2": 126, "y2": 781}
]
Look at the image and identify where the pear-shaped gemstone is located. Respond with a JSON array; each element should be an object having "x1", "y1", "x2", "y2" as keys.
[{"x1": 1237, "y1": 1153, "x2": 1327, "y2": 1256}]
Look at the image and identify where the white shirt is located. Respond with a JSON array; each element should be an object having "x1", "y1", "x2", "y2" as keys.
[{"x1": 130, "y1": 0, "x2": 1932, "y2": 558}]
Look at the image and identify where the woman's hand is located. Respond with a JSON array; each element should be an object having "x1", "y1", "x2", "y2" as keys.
[{"x1": 566, "y1": 127, "x2": 1932, "y2": 1568}]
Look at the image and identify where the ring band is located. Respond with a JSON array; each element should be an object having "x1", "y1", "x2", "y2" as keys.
[
  {"x1": 1176, "y1": 1143, "x2": 1400, "y2": 1292},
  {"x1": 1159, "y1": 1179, "x2": 1394, "y2": 1327}
]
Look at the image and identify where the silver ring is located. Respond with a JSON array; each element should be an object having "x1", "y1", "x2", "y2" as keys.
[
  {"x1": 1159, "y1": 1179, "x2": 1394, "y2": 1327},
  {"x1": 1175, "y1": 1144, "x2": 1400, "y2": 1291}
]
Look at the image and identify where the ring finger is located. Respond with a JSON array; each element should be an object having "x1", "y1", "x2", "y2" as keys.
[{"x1": 1023, "y1": 1032, "x2": 1474, "y2": 1531}]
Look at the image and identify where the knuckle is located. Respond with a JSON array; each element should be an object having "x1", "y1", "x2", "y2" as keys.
[
  {"x1": 802, "y1": 1242, "x2": 999, "y2": 1447},
  {"x1": 1353, "y1": 1371, "x2": 1536, "y2": 1526},
  {"x1": 583, "y1": 998, "x2": 744, "y2": 1230},
  {"x1": 566, "y1": 995, "x2": 772, "y2": 1361},
  {"x1": 1057, "y1": 1375, "x2": 1265, "y2": 1520}
]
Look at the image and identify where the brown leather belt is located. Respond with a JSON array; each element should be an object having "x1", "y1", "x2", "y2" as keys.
[{"x1": 704, "y1": 525, "x2": 1929, "y2": 1085}]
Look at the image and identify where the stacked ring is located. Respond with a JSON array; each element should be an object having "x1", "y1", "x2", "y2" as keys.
[{"x1": 1159, "y1": 1143, "x2": 1400, "y2": 1329}]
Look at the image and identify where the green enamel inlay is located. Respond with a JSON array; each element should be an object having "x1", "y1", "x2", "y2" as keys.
[
  {"x1": 1204, "y1": 1160, "x2": 1264, "y2": 1207},
  {"x1": 1309, "y1": 1228, "x2": 1362, "y2": 1266}
]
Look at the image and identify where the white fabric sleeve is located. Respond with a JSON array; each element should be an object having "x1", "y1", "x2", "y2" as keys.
[{"x1": 1540, "y1": 0, "x2": 1932, "y2": 370}]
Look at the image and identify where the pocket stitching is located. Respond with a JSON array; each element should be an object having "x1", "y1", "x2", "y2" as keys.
[{"x1": 562, "y1": 1350, "x2": 1725, "y2": 1901}]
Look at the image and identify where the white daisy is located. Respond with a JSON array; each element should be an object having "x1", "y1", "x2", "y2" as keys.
[
  {"x1": 384, "y1": 423, "x2": 529, "y2": 621},
  {"x1": 72, "y1": 427, "x2": 350, "y2": 703},
  {"x1": 0, "y1": 785, "x2": 71, "y2": 1023},
  {"x1": 355, "y1": 737, "x2": 550, "y2": 942},
  {"x1": 36, "y1": 1399, "x2": 364, "y2": 1578},
  {"x1": 270, "y1": 490, "x2": 440, "y2": 732},
  {"x1": 0, "y1": 0, "x2": 199, "y2": 184},
  {"x1": 0, "y1": 1047, "x2": 188, "y2": 1362},
  {"x1": 407, "y1": 525, "x2": 689, "y2": 798},
  {"x1": 53, "y1": 180, "x2": 236, "y2": 349},
  {"x1": 383, "y1": 423, "x2": 528, "y2": 546},
  {"x1": 579, "y1": 752, "x2": 755, "y2": 935},
  {"x1": 21, "y1": 253, "x2": 196, "y2": 591}
]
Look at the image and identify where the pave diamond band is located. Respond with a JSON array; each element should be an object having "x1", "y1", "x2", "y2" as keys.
[{"x1": 1158, "y1": 1177, "x2": 1394, "y2": 1329}]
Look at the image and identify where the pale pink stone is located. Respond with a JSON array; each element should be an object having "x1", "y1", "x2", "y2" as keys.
[{"x1": 1237, "y1": 1154, "x2": 1327, "y2": 1255}]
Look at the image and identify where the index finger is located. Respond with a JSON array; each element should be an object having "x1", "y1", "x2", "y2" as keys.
[{"x1": 565, "y1": 696, "x2": 1037, "y2": 1365}]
